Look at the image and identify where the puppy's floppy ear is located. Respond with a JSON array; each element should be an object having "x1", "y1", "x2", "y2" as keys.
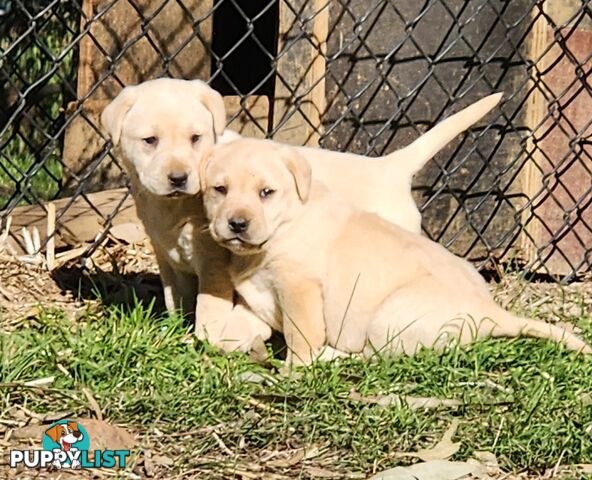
[
  {"x1": 101, "y1": 85, "x2": 138, "y2": 145},
  {"x1": 45, "y1": 424, "x2": 63, "y2": 443},
  {"x1": 190, "y1": 80, "x2": 226, "y2": 136},
  {"x1": 199, "y1": 146, "x2": 216, "y2": 193},
  {"x1": 281, "y1": 148, "x2": 311, "y2": 201}
]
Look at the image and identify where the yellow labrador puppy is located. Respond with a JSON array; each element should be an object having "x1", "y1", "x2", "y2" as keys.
[
  {"x1": 101, "y1": 77, "x2": 501, "y2": 350},
  {"x1": 201, "y1": 138, "x2": 591, "y2": 365}
]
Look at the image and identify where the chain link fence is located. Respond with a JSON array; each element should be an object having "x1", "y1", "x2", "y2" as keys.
[{"x1": 0, "y1": 0, "x2": 590, "y2": 280}]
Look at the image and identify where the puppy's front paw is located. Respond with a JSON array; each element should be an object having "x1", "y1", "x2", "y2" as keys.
[
  {"x1": 194, "y1": 325, "x2": 209, "y2": 341},
  {"x1": 248, "y1": 335, "x2": 269, "y2": 364},
  {"x1": 278, "y1": 361, "x2": 304, "y2": 379},
  {"x1": 316, "y1": 345, "x2": 352, "y2": 362}
]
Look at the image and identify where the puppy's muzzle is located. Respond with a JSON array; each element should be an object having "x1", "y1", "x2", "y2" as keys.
[
  {"x1": 228, "y1": 217, "x2": 249, "y2": 234},
  {"x1": 168, "y1": 171, "x2": 188, "y2": 189}
]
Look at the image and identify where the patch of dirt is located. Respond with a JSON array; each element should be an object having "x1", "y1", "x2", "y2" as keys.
[
  {"x1": 1, "y1": 410, "x2": 589, "y2": 480},
  {"x1": 0, "y1": 238, "x2": 162, "y2": 330},
  {"x1": 0, "y1": 253, "x2": 87, "y2": 329},
  {"x1": 493, "y1": 273, "x2": 592, "y2": 322}
]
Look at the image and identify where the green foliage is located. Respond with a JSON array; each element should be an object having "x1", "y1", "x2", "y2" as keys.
[{"x1": 0, "y1": 2, "x2": 79, "y2": 208}]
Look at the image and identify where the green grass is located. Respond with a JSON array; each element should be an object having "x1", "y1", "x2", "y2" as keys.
[{"x1": 1, "y1": 301, "x2": 591, "y2": 477}]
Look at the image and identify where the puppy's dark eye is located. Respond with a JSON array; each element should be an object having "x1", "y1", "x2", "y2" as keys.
[
  {"x1": 214, "y1": 185, "x2": 227, "y2": 195},
  {"x1": 191, "y1": 134, "x2": 201, "y2": 144},
  {"x1": 259, "y1": 188, "x2": 275, "y2": 198},
  {"x1": 142, "y1": 136, "x2": 158, "y2": 146}
]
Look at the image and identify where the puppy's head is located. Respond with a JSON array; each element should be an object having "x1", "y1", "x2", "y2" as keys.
[
  {"x1": 101, "y1": 78, "x2": 225, "y2": 197},
  {"x1": 201, "y1": 138, "x2": 311, "y2": 255}
]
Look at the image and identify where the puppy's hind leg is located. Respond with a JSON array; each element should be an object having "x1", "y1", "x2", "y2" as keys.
[
  {"x1": 479, "y1": 307, "x2": 592, "y2": 354},
  {"x1": 362, "y1": 283, "x2": 468, "y2": 358}
]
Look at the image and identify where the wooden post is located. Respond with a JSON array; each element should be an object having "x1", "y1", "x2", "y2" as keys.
[
  {"x1": 521, "y1": 0, "x2": 592, "y2": 275},
  {"x1": 272, "y1": 0, "x2": 329, "y2": 147}
]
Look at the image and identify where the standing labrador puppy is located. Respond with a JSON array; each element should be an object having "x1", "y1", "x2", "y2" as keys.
[
  {"x1": 101, "y1": 78, "x2": 502, "y2": 350},
  {"x1": 201, "y1": 138, "x2": 591, "y2": 365},
  {"x1": 101, "y1": 78, "x2": 271, "y2": 351}
]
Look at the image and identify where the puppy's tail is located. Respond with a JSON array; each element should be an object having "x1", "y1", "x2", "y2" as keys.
[
  {"x1": 483, "y1": 309, "x2": 592, "y2": 354},
  {"x1": 387, "y1": 92, "x2": 503, "y2": 177}
]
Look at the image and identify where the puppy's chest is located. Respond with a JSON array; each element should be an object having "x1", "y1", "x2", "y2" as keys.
[
  {"x1": 136, "y1": 194, "x2": 206, "y2": 272},
  {"x1": 156, "y1": 221, "x2": 200, "y2": 272},
  {"x1": 231, "y1": 266, "x2": 282, "y2": 332}
]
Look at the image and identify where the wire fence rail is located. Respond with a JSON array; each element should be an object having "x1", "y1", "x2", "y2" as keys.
[{"x1": 0, "y1": 0, "x2": 590, "y2": 280}]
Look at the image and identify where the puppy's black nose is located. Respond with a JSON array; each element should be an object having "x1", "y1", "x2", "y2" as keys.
[
  {"x1": 73, "y1": 430, "x2": 82, "y2": 439},
  {"x1": 228, "y1": 217, "x2": 249, "y2": 233},
  {"x1": 168, "y1": 172, "x2": 188, "y2": 188}
]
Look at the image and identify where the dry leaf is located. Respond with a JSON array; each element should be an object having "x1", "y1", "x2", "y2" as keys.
[
  {"x1": 577, "y1": 392, "x2": 592, "y2": 406},
  {"x1": 405, "y1": 396, "x2": 461, "y2": 410},
  {"x1": 268, "y1": 449, "x2": 305, "y2": 468},
  {"x1": 268, "y1": 444, "x2": 322, "y2": 468},
  {"x1": 472, "y1": 451, "x2": 498, "y2": 470},
  {"x1": 23, "y1": 376, "x2": 55, "y2": 387},
  {"x1": 14, "y1": 406, "x2": 70, "y2": 424},
  {"x1": 143, "y1": 449, "x2": 155, "y2": 477},
  {"x1": 349, "y1": 390, "x2": 461, "y2": 410},
  {"x1": 152, "y1": 454, "x2": 174, "y2": 467},
  {"x1": 11, "y1": 424, "x2": 45, "y2": 440},
  {"x1": 237, "y1": 371, "x2": 277, "y2": 385},
  {"x1": 369, "y1": 460, "x2": 483, "y2": 480},
  {"x1": 402, "y1": 420, "x2": 461, "y2": 462},
  {"x1": 304, "y1": 466, "x2": 342, "y2": 478}
]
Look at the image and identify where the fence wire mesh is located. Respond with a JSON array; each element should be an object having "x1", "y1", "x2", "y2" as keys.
[{"x1": 0, "y1": 0, "x2": 590, "y2": 280}]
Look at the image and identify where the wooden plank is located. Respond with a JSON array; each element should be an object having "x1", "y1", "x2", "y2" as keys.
[
  {"x1": 62, "y1": 0, "x2": 215, "y2": 192},
  {"x1": 2, "y1": 188, "x2": 141, "y2": 254},
  {"x1": 520, "y1": 1, "x2": 592, "y2": 275},
  {"x1": 272, "y1": 0, "x2": 328, "y2": 147}
]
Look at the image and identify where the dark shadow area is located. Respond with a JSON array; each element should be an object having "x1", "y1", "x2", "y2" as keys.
[
  {"x1": 52, "y1": 266, "x2": 167, "y2": 316},
  {"x1": 210, "y1": 0, "x2": 278, "y2": 96},
  {"x1": 478, "y1": 261, "x2": 573, "y2": 284}
]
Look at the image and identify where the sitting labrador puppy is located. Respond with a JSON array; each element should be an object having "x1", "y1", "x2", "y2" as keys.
[
  {"x1": 101, "y1": 77, "x2": 501, "y2": 350},
  {"x1": 201, "y1": 138, "x2": 591, "y2": 365}
]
